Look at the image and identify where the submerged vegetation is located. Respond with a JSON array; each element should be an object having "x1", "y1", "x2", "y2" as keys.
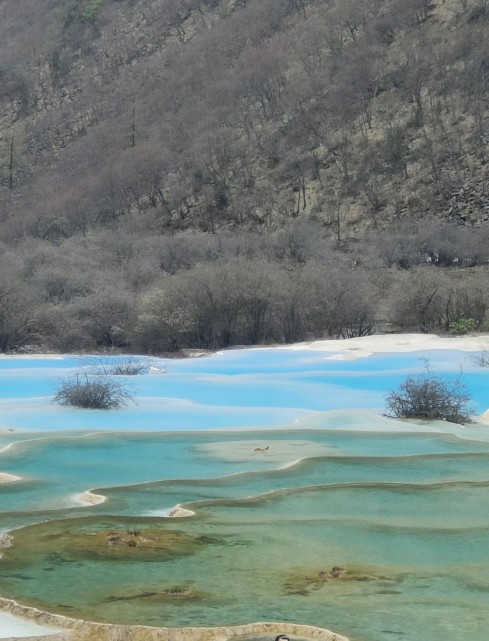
[{"x1": 1, "y1": 516, "x2": 202, "y2": 564}]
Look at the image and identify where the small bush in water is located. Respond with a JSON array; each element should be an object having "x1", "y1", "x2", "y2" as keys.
[
  {"x1": 54, "y1": 373, "x2": 133, "y2": 409},
  {"x1": 386, "y1": 367, "x2": 473, "y2": 424}
]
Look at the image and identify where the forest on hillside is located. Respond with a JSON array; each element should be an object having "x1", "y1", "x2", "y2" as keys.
[{"x1": 1, "y1": 0, "x2": 489, "y2": 353}]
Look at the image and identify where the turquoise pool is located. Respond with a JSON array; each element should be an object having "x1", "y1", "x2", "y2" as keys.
[{"x1": 0, "y1": 344, "x2": 488, "y2": 641}]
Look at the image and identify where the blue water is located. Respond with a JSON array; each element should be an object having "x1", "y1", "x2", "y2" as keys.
[
  {"x1": 0, "y1": 344, "x2": 489, "y2": 641},
  {"x1": 0, "y1": 348, "x2": 486, "y2": 431}
]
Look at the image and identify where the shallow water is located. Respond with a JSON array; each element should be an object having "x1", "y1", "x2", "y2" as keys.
[
  {"x1": 0, "y1": 346, "x2": 489, "y2": 641},
  {"x1": 0, "y1": 611, "x2": 62, "y2": 638}
]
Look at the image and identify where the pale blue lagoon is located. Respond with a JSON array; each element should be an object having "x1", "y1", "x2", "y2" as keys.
[{"x1": 0, "y1": 344, "x2": 489, "y2": 641}]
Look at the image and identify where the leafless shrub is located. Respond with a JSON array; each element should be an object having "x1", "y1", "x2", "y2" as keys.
[
  {"x1": 385, "y1": 366, "x2": 473, "y2": 424},
  {"x1": 89, "y1": 357, "x2": 153, "y2": 376},
  {"x1": 472, "y1": 343, "x2": 489, "y2": 366},
  {"x1": 54, "y1": 374, "x2": 133, "y2": 409}
]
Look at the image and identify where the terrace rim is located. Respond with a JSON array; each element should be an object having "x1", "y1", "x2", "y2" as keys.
[{"x1": 0, "y1": 597, "x2": 348, "y2": 641}]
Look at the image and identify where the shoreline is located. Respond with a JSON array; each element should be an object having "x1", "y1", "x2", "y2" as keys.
[
  {"x1": 284, "y1": 332, "x2": 489, "y2": 355},
  {"x1": 0, "y1": 597, "x2": 348, "y2": 641},
  {"x1": 0, "y1": 332, "x2": 488, "y2": 363}
]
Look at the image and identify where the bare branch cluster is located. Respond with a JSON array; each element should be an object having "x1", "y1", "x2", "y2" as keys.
[
  {"x1": 88, "y1": 357, "x2": 152, "y2": 376},
  {"x1": 54, "y1": 373, "x2": 133, "y2": 409},
  {"x1": 385, "y1": 370, "x2": 473, "y2": 424},
  {"x1": 472, "y1": 344, "x2": 489, "y2": 366}
]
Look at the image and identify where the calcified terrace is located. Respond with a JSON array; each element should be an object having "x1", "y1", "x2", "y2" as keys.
[{"x1": 1, "y1": 334, "x2": 489, "y2": 641}]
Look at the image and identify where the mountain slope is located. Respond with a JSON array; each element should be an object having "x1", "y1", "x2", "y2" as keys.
[
  {"x1": 1, "y1": 0, "x2": 489, "y2": 240},
  {"x1": 1, "y1": 0, "x2": 489, "y2": 352}
]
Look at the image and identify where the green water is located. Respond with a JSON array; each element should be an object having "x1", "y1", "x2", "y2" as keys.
[
  {"x1": 1, "y1": 345, "x2": 489, "y2": 641},
  {"x1": 1, "y1": 428, "x2": 489, "y2": 641}
]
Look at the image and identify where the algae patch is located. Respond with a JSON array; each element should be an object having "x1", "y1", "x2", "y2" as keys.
[
  {"x1": 2, "y1": 516, "x2": 203, "y2": 564},
  {"x1": 282, "y1": 565, "x2": 415, "y2": 597}
]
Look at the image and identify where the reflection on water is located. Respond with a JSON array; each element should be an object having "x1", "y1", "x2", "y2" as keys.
[{"x1": 0, "y1": 347, "x2": 489, "y2": 641}]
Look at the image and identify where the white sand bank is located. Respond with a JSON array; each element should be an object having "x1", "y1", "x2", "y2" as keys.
[
  {"x1": 167, "y1": 505, "x2": 196, "y2": 517},
  {"x1": 74, "y1": 490, "x2": 106, "y2": 506},
  {"x1": 0, "y1": 354, "x2": 63, "y2": 360},
  {"x1": 0, "y1": 472, "x2": 20, "y2": 484},
  {"x1": 287, "y1": 333, "x2": 489, "y2": 355},
  {"x1": 196, "y1": 439, "x2": 337, "y2": 463},
  {"x1": 1, "y1": 333, "x2": 488, "y2": 364}
]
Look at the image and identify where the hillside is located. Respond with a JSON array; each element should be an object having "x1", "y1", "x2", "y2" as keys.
[{"x1": 1, "y1": 0, "x2": 489, "y2": 353}]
